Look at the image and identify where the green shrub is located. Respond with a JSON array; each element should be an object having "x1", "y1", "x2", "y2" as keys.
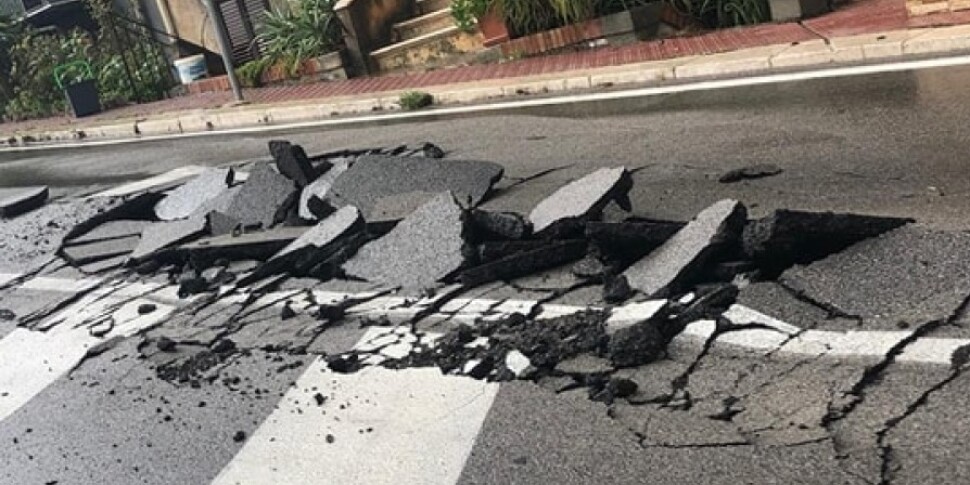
[
  {"x1": 399, "y1": 91, "x2": 433, "y2": 110},
  {"x1": 451, "y1": 0, "x2": 491, "y2": 32},
  {"x1": 256, "y1": 0, "x2": 343, "y2": 74},
  {"x1": 236, "y1": 58, "x2": 272, "y2": 88},
  {"x1": 0, "y1": 0, "x2": 173, "y2": 121}
]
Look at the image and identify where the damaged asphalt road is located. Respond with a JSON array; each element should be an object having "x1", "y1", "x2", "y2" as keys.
[{"x1": 2, "y1": 137, "x2": 970, "y2": 485}]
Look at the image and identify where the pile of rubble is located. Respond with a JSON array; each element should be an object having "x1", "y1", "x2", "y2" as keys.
[{"x1": 5, "y1": 140, "x2": 919, "y2": 404}]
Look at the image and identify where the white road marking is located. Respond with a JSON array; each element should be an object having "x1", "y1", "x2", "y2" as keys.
[
  {"x1": 4, "y1": 275, "x2": 968, "y2": 367},
  {"x1": 210, "y1": 327, "x2": 499, "y2": 485},
  {"x1": 8, "y1": 54, "x2": 970, "y2": 152},
  {"x1": 0, "y1": 292, "x2": 174, "y2": 422}
]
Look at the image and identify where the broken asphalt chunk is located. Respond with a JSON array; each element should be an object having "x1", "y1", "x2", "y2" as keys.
[
  {"x1": 585, "y1": 220, "x2": 684, "y2": 261},
  {"x1": 269, "y1": 140, "x2": 315, "y2": 187},
  {"x1": 129, "y1": 215, "x2": 208, "y2": 261},
  {"x1": 529, "y1": 168, "x2": 632, "y2": 237},
  {"x1": 223, "y1": 163, "x2": 296, "y2": 229},
  {"x1": 299, "y1": 158, "x2": 350, "y2": 220},
  {"x1": 0, "y1": 186, "x2": 49, "y2": 218},
  {"x1": 718, "y1": 163, "x2": 783, "y2": 183},
  {"x1": 207, "y1": 211, "x2": 241, "y2": 237},
  {"x1": 343, "y1": 192, "x2": 471, "y2": 291},
  {"x1": 153, "y1": 168, "x2": 234, "y2": 221},
  {"x1": 743, "y1": 209, "x2": 912, "y2": 275},
  {"x1": 470, "y1": 210, "x2": 532, "y2": 240},
  {"x1": 327, "y1": 155, "x2": 503, "y2": 220},
  {"x1": 62, "y1": 235, "x2": 140, "y2": 265},
  {"x1": 606, "y1": 301, "x2": 669, "y2": 367},
  {"x1": 780, "y1": 225, "x2": 970, "y2": 328},
  {"x1": 242, "y1": 206, "x2": 363, "y2": 283},
  {"x1": 174, "y1": 227, "x2": 308, "y2": 264},
  {"x1": 460, "y1": 240, "x2": 587, "y2": 288},
  {"x1": 622, "y1": 199, "x2": 747, "y2": 299},
  {"x1": 64, "y1": 220, "x2": 150, "y2": 245}
]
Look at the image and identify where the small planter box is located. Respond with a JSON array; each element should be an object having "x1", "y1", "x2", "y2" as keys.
[
  {"x1": 261, "y1": 50, "x2": 350, "y2": 85},
  {"x1": 64, "y1": 79, "x2": 102, "y2": 118},
  {"x1": 600, "y1": 3, "x2": 663, "y2": 43},
  {"x1": 768, "y1": 0, "x2": 831, "y2": 21},
  {"x1": 479, "y1": 5, "x2": 510, "y2": 47},
  {"x1": 498, "y1": 3, "x2": 663, "y2": 58}
]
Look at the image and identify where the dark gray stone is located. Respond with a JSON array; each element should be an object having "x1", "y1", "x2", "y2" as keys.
[
  {"x1": 192, "y1": 186, "x2": 241, "y2": 218},
  {"x1": 130, "y1": 216, "x2": 208, "y2": 261},
  {"x1": 77, "y1": 253, "x2": 129, "y2": 274},
  {"x1": 272, "y1": 206, "x2": 362, "y2": 259},
  {"x1": 460, "y1": 240, "x2": 587, "y2": 288},
  {"x1": 571, "y1": 255, "x2": 610, "y2": 280},
  {"x1": 62, "y1": 235, "x2": 141, "y2": 265},
  {"x1": 529, "y1": 168, "x2": 633, "y2": 236},
  {"x1": 718, "y1": 163, "x2": 783, "y2": 183},
  {"x1": 269, "y1": 140, "x2": 315, "y2": 187},
  {"x1": 224, "y1": 163, "x2": 296, "y2": 229},
  {"x1": 207, "y1": 211, "x2": 241, "y2": 237},
  {"x1": 154, "y1": 168, "x2": 234, "y2": 221},
  {"x1": 780, "y1": 226, "x2": 970, "y2": 329},
  {"x1": 65, "y1": 220, "x2": 150, "y2": 245},
  {"x1": 603, "y1": 275, "x2": 633, "y2": 303},
  {"x1": 623, "y1": 199, "x2": 747, "y2": 298},
  {"x1": 606, "y1": 307, "x2": 667, "y2": 368},
  {"x1": 471, "y1": 210, "x2": 532, "y2": 240},
  {"x1": 585, "y1": 220, "x2": 684, "y2": 261},
  {"x1": 327, "y1": 155, "x2": 503, "y2": 220},
  {"x1": 176, "y1": 227, "x2": 308, "y2": 264},
  {"x1": 240, "y1": 206, "x2": 364, "y2": 285},
  {"x1": 743, "y1": 209, "x2": 911, "y2": 274},
  {"x1": 299, "y1": 158, "x2": 351, "y2": 220},
  {"x1": 0, "y1": 186, "x2": 48, "y2": 218},
  {"x1": 554, "y1": 354, "x2": 614, "y2": 376},
  {"x1": 343, "y1": 192, "x2": 470, "y2": 291},
  {"x1": 476, "y1": 241, "x2": 552, "y2": 263}
]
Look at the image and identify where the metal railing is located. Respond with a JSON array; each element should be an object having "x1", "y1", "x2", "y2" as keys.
[{"x1": 100, "y1": 9, "x2": 182, "y2": 103}]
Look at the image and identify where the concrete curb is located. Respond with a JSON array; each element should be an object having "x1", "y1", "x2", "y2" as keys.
[{"x1": 4, "y1": 24, "x2": 970, "y2": 147}]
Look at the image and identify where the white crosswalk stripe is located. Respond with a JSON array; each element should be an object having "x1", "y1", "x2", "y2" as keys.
[{"x1": 210, "y1": 327, "x2": 499, "y2": 485}]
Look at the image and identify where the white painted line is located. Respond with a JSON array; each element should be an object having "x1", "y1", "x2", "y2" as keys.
[
  {"x1": 0, "y1": 295, "x2": 174, "y2": 422},
  {"x1": 210, "y1": 330, "x2": 499, "y2": 485},
  {"x1": 10, "y1": 54, "x2": 970, "y2": 152},
  {"x1": 606, "y1": 300, "x2": 666, "y2": 333},
  {"x1": 87, "y1": 165, "x2": 208, "y2": 198},
  {"x1": 0, "y1": 272, "x2": 19, "y2": 287},
  {"x1": 6, "y1": 275, "x2": 968, "y2": 366}
]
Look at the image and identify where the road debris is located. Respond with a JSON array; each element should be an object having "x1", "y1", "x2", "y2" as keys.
[
  {"x1": 13, "y1": 137, "x2": 950, "y2": 453},
  {"x1": 718, "y1": 163, "x2": 783, "y2": 183},
  {"x1": 0, "y1": 186, "x2": 49, "y2": 218}
]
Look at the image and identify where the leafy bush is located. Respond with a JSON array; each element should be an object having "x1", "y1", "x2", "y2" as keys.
[
  {"x1": 399, "y1": 91, "x2": 433, "y2": 110},
  {"x1": 256, "y1": 0, "x2": 343, "y2": 73},
  {"x1": 453, "y1": 0, "x2": 767, "y2": 37},
  {"x1": 235, "y1": 58, "x2": 272, "y2": 88},
  {"x1": 670, "y1": 0, "x2": 770, "y2": 27},
  {"x1": 0, "y1": 0, "x2": 173, "y2": 121},
  {"x1": 451, "y1": 0, "x2": 490, "y2": 32}
]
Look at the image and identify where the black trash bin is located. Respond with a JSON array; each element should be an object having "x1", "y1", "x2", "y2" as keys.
[{"x1": 54, "y1": 61, "x2": 102, "y2": 118}]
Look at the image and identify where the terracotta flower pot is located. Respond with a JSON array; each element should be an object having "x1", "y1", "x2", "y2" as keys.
[{"x1": 479, "y1": 3, "x2": 510, "y2": 47}]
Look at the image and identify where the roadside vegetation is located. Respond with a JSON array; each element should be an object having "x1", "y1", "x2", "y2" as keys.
[
  {"x1": 0, "y1": 0, "x2": 170, "y2": 121},
  {"x1": 452, "y1": 0, "x2": 769, "y2": 37},
  {"x1": 234, "y1": 0, "x2": 344, "y2": 88}
]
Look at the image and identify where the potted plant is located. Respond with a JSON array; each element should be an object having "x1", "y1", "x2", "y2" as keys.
[
  {"x1": 53, "y1": 60, "x2": 101, "y2": 118},
  {"x1": 451, "y1": 0, "x2": 510, "y2": 46}
]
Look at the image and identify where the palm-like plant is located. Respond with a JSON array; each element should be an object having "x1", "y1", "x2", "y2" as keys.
[{"x1": 256, "y1": 0, "x2": 343, "y2": 74}]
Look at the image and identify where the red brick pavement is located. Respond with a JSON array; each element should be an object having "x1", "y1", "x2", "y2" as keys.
[{"x1": 3, "y1": 0, "x2": 969, "y2": 135}]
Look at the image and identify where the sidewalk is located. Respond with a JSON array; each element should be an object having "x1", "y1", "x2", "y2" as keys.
[{"x1": 4, "y1": 0, "x2": 970, "y2": 146}]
